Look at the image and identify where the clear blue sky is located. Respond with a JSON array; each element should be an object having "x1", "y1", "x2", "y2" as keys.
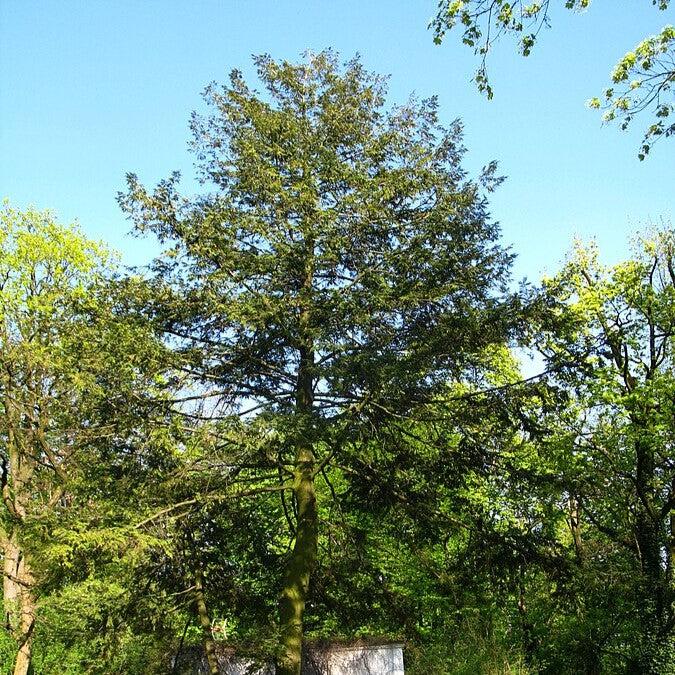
[{"x1": 1, "y1": 1, "x2": 673, "y2": 280}]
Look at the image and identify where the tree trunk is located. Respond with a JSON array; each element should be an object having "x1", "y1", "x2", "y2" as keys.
[
  {"x1": 194, "y1": 568, "x2": 219, "y2": 675},
  {"x1": 277, "y1": 447, "x2": 317, "y2": 675},
  {"x1": 670, "y1": 489, "x2": 675, "y2": 584},
  {"x1": 277, "y1": 337, "x2": 317, "y2": 675},
  {"x1": 635, "y1": 439, "x2": 664, "y2": 616},
  {"x1": 516, "y1": 569, "x2": 537, "y2": 663},
  {"x1": 3, "y1": 529, "x2": 35, "y2": 675},
  {"x1": 13, "y1": 619, "x2": 34, "y2": 675},
  {"x1": 668, "y1": 477, "x2": 675, "y2": 590},
  {"x1": 568, "y1": 495, "x2": 583, "y2": 564},
  {"x1": 3, "y1": 529, "x2": 22, "y2": 632},
  {"x1": 633, "y1": 428, "x2": 668, "y2": 672}
]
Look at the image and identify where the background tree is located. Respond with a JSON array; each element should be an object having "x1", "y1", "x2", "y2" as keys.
[
  {"x1": 431, "y1": 1, "x2": 674, "y2": 158},
  {"x1": 0, "y1": 204, "x2": 174, "y2": 675},
  {"x1": 531, "y1": 231, "x2": 675, "y2": 671},
  {"x1": 0, "y1": 204, "x2": 110, "y2": 675},
  {"x1": 119, "y1": 50, "x2": 519, "y2": 675}
]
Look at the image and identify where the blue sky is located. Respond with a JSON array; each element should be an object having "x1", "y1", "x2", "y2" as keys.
[{"x1": 1, "y1": 1, "x2": 673, "y2": 281}]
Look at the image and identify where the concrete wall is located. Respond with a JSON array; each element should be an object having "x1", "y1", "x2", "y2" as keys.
[
  {"x1": 173, "y1": 643, "x2": 405, "y2": 674},
  {"x1": 304, "y1": 643, "x2": 405, "y2": 675}
]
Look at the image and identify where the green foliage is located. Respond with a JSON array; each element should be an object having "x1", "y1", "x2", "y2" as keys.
[
  {"x1": 406, "y1": 619, "x2": 532, "y2": 675},
  {"x1": 120, "y1": 50, "x2": 515, "y2": 421},
  {"x1": 432, "y1": 1, "x2": 674, "y2": 157},
  {"x1": 3, "y1": 55, "x2": 675, "y2": 675},
  {"x1": 118, "y1": 50, "x2": 519, "y2": 667},
  {"x1": 528, "y1": 228, "x2": 675, "y2": 671},
  {"x1": 0, "y1": 203, "x2": 180, "y2": 674},
  {"x1": 591, "y1": 25, "x2": 675, "y2": 159}
]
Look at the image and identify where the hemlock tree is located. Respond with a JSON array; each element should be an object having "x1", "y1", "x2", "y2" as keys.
[
  {"x1": 431, "y1": 1, "x2": 675, "y2": 158},
  {"x1": 119, "y1": 51, "x2": 517, "y2": 675}
]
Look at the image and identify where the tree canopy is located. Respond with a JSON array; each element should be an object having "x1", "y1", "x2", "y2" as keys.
[
  {"x1": 119, "y1": 50, "x2": 520, "y2": 675},
  {"x1": 1, "y1": 48, "x2": 674, "y2": 675},
  {"x1": 0, "y1": 203, "x2": 176, "y2": 675}
]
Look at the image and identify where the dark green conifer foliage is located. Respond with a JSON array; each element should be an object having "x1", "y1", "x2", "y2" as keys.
[{"x1": 119, "y1": 50, "x2": 516, "y2": 674}]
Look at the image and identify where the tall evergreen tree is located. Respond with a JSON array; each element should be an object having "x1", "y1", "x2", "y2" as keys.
[{"x1": 120, "y1": 50, "x2": 517, "y2": 674}]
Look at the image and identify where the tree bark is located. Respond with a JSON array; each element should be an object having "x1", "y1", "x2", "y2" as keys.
[
  {"x1": 635, "y1": 436, "x2": 663, "y2": 608},
  {"x1": 194, "y1": 568, "x2": 219, "y2": 675},
  {"x1": 13, "y1": 608, "x2": 34, "y2": 675},
  {"x1": 3, "y1": 529, "x2": 35, "y2": 675},
  {"x1": 3, "y1": 529, "x2": 21, "y2": 632},
  {"x1": 568, "y1": 495, "x2": 583, "y2": 564},
  {"x1": 277, "y1": 448, "x2": 317, "y2": 675},
  {"x1": 516, "y1": 569, "x2": 537, "y2": 662},
  {"x1": 277, "y1": 337, "x2": 318, "y2": 675},
  {"x1": 669, "y1": 478, "x2": 675, "y2": 584},
  {"x1": 633, "y1": 426, "x2": 668, "y2": 673}
]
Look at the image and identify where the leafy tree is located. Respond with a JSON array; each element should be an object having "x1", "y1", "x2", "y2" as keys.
[
  {"x1": 0, "y1": 203, "x2": 108, "y2": 675},
  {"x1": 588, "y1": 24, "x2": 675, "y2": 160},
  {"x1": 533, "y1": 231, "x2": 675, "y2": 671},
  {"x1": 339, "y1": 345, "x2": 571, "y2": 668},
  {"x1": 0, "y1": 203, "x2": 172, "y2": 675},
  {"x1": 119, "y1": 50, "x2": 518, "y2": 674},
  {"x1": 431, "y1": 1, "x2": 674, "y2": 158}
]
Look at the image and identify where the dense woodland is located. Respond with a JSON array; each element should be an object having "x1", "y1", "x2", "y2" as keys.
[{"x1": 1, "y1": 52, "x2": 674, "y2": 674}]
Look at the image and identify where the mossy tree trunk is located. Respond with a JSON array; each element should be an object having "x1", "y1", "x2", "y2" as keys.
[
  {"x1": 12, "y1": 566, "x2": 35, "y2": 675},
  {"x1": 633, "y1": 423, "x2": 669, "y2": 673},
  {"x1": 568, "y1": 495, "x2": 583, "y2": 564},
  {"x1": 277, "y1": 326, "x2": 318, "y2": 675},
  {"x1": 3, "y1": 528, "x2": 35, "y2": 675},
  {"x1": 194, "y1": 567, "x2": 219, "y2": 675},
  {"x1": 277, "y1": 444, "x2": 318, "y2": 675}
]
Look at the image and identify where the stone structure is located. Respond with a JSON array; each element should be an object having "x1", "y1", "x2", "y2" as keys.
[
  {"x1": 304, "y1": 642, "x2": 405, "y2": 675},
  {"x1": 173, "y1": 642, "x2": 405, "y2": 674}
]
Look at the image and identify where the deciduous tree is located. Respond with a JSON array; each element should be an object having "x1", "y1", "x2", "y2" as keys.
[
  {"x1": 535, "y1": 231, "x2": 675, "y2": 671},
  {"x1": 0, "y1": 204, "x2": 170, "y2": 675},
  {"x1": 431, "y1": 1, "x2": 674, "y2": 158}
]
